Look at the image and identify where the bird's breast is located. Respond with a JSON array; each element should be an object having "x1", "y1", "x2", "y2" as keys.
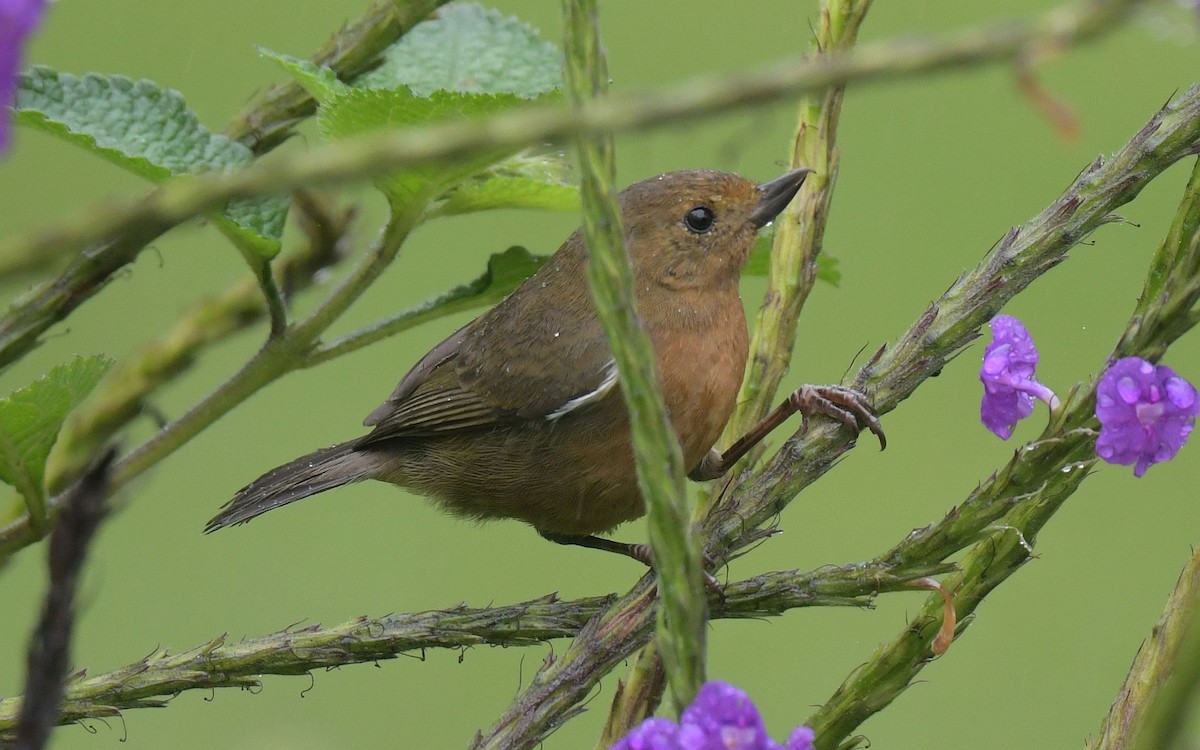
[{"x1": 650, "y1": 291, "x2": 749, "y2": 467}]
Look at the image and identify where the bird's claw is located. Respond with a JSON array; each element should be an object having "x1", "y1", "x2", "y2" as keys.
[
  {"x1": 629, "y1": 543, "x2": 725, "y2": 597},
  {"x1": 788, "y1": 384, "x2": 886, "y2": 450}
]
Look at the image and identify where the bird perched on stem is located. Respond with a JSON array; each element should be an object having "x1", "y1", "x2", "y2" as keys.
[{"x1": 207, "y1": 168, "x2": 884, "y2": 565}]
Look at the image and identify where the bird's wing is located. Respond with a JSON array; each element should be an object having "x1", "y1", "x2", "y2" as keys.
[
  {"x1": 358, "y1": 254, "x2": 619, "y2": 444},
  {"x1": 363, "y1": 324, "x2": 469, "y2": 427}
]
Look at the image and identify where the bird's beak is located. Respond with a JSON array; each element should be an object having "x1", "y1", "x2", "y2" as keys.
[{"x1": 750, "y1": 167, "x2": 814, "y2": 228}]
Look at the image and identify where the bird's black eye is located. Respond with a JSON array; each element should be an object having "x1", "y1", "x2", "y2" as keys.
[{"x1": 683, "y1": 206, "x2": 715, "y2": 234}]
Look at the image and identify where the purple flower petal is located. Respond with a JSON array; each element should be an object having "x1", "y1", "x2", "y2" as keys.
[
  {"x1": 1095, "y1": 357, "x2": 1200, "y2": 476},
  {"x1": 612, "y1": 717, "x2": 679, "y2": 750},
  {"x1": 980, "y1": 315, "x2": 1059, "y2": 439},
  {"x1": 679, "y1": 682, "x2": 771, "y2": 749},
  {"x1": 786, "y1": 726, "x2": 816, "y2": 750},
  {"x1": 0, "y1": 0, "x2": 47, "y2": 154},
  {"x1": 612, "y1": 682, "x2": 816, "y2": 750}
]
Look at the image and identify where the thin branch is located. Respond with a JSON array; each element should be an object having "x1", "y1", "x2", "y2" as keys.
[
  {"x1": 13, "y1": 452, "x2": 113, "y2": 750},
  {"x1": 0, "y1": 207, "x2": 421, "y2": 558},
  {"x1": 705, "y1": 84, "x2": 1200, "y2": 557},
  {"x1": 804, "y1": 154, "x2": 1200, "y2": 750},
  {"x1": 113, "y1": 206, "x2": 421, "y2": 490},
  {"x1": 0, "y1": 0, "x2": 1143, "y2": 367},
  {"x1": 0, "y1": 0, "x2": 441, "y2": 371},
  {"x1": 474, "y1": 85, "x2": 1200, "y2": 750},
  {"x1": 224, "y1": 0, "x2": 453, "y2": 153},
  {"x1": 0, "y1": 563, "x2": 944, "y2": 739},
  {"x1": 0, "y1": 220, "x2": 179, "y2": 370},
  {"x1": 43, "y1": 195, "x2": 352, "y2": 497}
]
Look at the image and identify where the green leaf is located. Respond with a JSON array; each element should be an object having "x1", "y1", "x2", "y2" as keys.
[
  {"x1": 425, "y1": 245, "x2": 548, "y2": 313},
  {"x1": 319, "y1": 85, "x2": 556, "y2": 206},
  {"x1": 744, "y1": 230, "x2": 841, "y2": 286},
  {"x1": 430, "y1": 151, "x2": 579, "y2": 217},
  {"x1": 260, "y1": 49, "x2": 345, "y2": 104},
  {"x1": 357, "y1": 2, "x2": 562, "y2": 97},
  {"x1": 264, "y1": 4, "x2": 562, "y2": 209},
  {"x1": 0, "y1": 355, "x2": 112, "y2": 529},
  {"x1": 322, "y1": 246, "x2": 547, "y2": 358},
  {"x1": 435, "y1": 244, "x2": 547, "y2": 309},
  {"x1": 14, "y1": 67, "x2": 286, "y2": 259}
]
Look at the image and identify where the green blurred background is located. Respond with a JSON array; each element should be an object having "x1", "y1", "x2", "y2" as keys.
[{"x1": 3, "y1": 1, "x2": 1200, "y2": 747}]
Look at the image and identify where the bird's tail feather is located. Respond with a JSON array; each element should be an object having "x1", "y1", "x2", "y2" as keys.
[{"x1": 205, "y1": 442, "x2": 372, "y2": 532}]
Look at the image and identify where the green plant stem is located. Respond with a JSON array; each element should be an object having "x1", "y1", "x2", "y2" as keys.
[
  {"x1": 302, "y1": 246, "x2": 545, "y2": 367},
  {"x1": 1085, "y1": 160, "x2": 1200, "y2": 750},
  {"x1": 115, "y1": 208, "x2": 417, "y2": 488},
  {"x1": 470, "y1": 88, "x2": 1200, "y2": 750},
  {"x1": 597, "y1": 644, "x2": 665, "y2": 749},
  {"x1": 0, "y1": 562, "x2": 943, "y2": 739},
  {"x1": 0, "y1": 208, "x2": 420, "y2": 558},
  {"x1": 704, "y1": 84, "x2": 1200, "y2": 559},
  {"x1": 1090, "y1": 546, "x2": 1200, "y2": 750},
  {"x1": 806, "y1": 153, "x2": 1200, "y2": 750},
  {"x1": 710, "y1": 0, "x2": 872, "y2": 499},
  {"x1": 563, "y1": 0, "x2": 705, "y2": 716},
  {"x1": 0, "y1": 220, "x2": 178, "y2": 371},
  {"x1": 41, "y1": 194, "x2": 351, "y2": 497},
  {"x1": 1124, "y1": 561, "x2": 1200, "y2": 750},
  {"x1": 0, "y1": 0, "x2": 1143, "y2": 330},
  {"x1": 302, "y1": 288, "x2": 492, "y2": 367},
  {"x1": 812, "y1": 451, "x2": 1094, "y2": 750},
  {"x1": 0, "y1": 0, "x2": 439, "y2": 371},
  {"x1": 223, "y1": 0, "x2": 452, "y2": 153},
  {"x1": 215, "y1": 224, "x2": 291, "y2": 339}
]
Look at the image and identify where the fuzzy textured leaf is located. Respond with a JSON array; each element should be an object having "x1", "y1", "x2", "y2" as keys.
[
  {"x1": 357, "y1": 2, "x2": 562, "y2": 97},
  {"x1": 431, "y1": 152, "x2": 579, "y2": 217},
  {"x1": 260, "y1": 50, "x2": 343, "y2": 104},
  {"x1": 263, "y1": 4, "x2": 562, "y2": 208},
  {"x1": 0, "y1": 356, "x2": 112, "y2": 523},
  {"x1": 745, "y1": 231, "x2": 841, "y2": 286},
  {"x1": 14, "y1": 67, "x2": 286, "y2": 258},
  {"x1": 320, "y1": 85, "x2": 555, "y2": 205}
]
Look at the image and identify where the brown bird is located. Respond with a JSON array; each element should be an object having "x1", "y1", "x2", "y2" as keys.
[{"x1": 206, "y1": 168, "x2": 883, "y2": 564}]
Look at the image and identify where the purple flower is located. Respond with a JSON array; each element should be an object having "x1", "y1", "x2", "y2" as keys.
[
  {"x1": 612, "y1": 682, "x2": 814, "y2": 750},
  {"x1": 980, "y1": 315, "x2": 1060, "y2": 439},
  {"x1": 0, "y1": 0, "x2": 47, "y2": 153},
  {"x1": 1095, "y1": 357, "x2": 1199, "y2": 477}
]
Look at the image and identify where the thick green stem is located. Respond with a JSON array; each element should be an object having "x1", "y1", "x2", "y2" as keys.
[
  {"x1": 709, "y1": 0, "x2": 872, "y2": 500},
  {"x1": 562, "y1": 0, "x2": 705, "y2": 715},
  {"x1": 1085, "y1": 160, "x2": 1200, "y2": 750},
  {"x1": 1090, "y1": 546, "x2": 1200, "y2": 750}
]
